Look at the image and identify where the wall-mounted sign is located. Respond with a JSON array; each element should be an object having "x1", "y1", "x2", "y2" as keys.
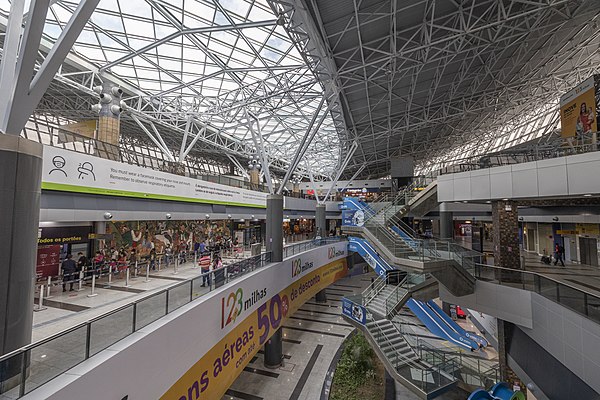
[
  {"x1": 342, "y1": 298, "x2": 367, "y2": 325},
  {"x1": 38, "y1": 226, "x2": 92, "y2": 245}
]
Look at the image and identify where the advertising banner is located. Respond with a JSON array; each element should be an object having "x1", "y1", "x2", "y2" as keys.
[
  {"x1": 36, "y1": 245, "x2": 61, "y2": 279},
  {"x1": 41, "y1": 146, "x2": 267, "y2": 208},
  {"x1": 342, "y1": 298, "x2": 367, "y2": 325},
  {"x1": 560, "y1": 75, "x2": 599, "y2": 139},
  {"x1": 342, "y1": 209, "x2": 365, "y2": 227},
  {"x1": 160, "y1": 257, "x2": 348, "y2": 400}
]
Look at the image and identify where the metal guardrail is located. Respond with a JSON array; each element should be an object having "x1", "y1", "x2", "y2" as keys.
[
  {"x1": 0, "y1": 238, "x2": 346, "y2": 398},
  {"x1": 436, "y1": 141, "x2": 599, "y2": 176},
  {"x1": 473, "y1": 263, "x2": 600, "y2": 326}
]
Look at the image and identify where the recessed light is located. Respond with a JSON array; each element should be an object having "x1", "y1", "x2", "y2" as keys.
[
  {"x1": 502, "y1": 198, "x2": 509, "y2": 201},
  {"x1": 584, "y1": 194, "x2": 592, "y2": 197}
]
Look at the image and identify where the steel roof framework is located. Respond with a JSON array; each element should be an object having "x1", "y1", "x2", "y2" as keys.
[
  {"x1": 0, "y1": 0, "x2": 346, "y2": 179},
  {"x1": 293, "y1": 0, "x2": 600, "y2": 177}
]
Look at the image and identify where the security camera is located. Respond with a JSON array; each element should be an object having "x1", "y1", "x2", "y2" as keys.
[
  {"x1": 166, "y1": 213, "x2": 172, "y2": 220},
  {"x1": 91, "y1": 104, "x2": 102, "y2": 113},
  {"x1": 111, "y1": 87, "x2": 123, "y2": 97},
  {"x1": 119, "y1": 100, "x2": 128, "y2": 110},
  {"x1": 552, "y1": 217, "x2": 559, "y2": 222},
  {"x1": 99, "y1": 93, "x2": 112, "y2": 103},
  {"x1": 93, "y1": 85, "x2": 103, "y2": 94},
  {"x1": 227, "y1": 214, "x2": 232, "y2": 219},
  {"x1": 103, "y1": 212, "x2": 113, "y2": 220},
  {"x1": 205, "y1": 214, "x2": 210, "y2": 219},
  {"x1": 110, "y1": 105, "x2": 123, "y2": 115}
]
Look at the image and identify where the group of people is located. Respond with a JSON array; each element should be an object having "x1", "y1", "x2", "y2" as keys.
[{"x1": 61, "y1": 240, "x2": 231, "y2": 291}]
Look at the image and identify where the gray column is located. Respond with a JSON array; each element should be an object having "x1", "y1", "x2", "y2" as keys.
[
  {"x1": 315, "y1": 204, "x2": 326, "y2": 238},
  {"x1": 0, "y1": 135, "x2": 42, "y2": 358},
  {"x1": 266, "y1": 194, "x2": 283, "y2": 262},
  {"x1": 94, "y1": 221, "x2": 106, "y2": 254},
  {"x1": 263, "y1": 328, "x2": 283, "y2": 369},
  {"x1": 315, "y1": 204, "x2": 328, "y2": 301},
  {"x1": 439, "y1": 202, "x2": 454, "y2": 240}
]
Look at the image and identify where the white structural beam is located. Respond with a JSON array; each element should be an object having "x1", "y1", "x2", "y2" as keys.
[
  {"x1": 339, "y1": 164, "x2": 366, "y2": 192},
  {"x1": 246, "y1": 111, "x2": 274, "y2": 194},
  {"x1": 226, "y1": 154, "x2": 250, "y2": 179},
  {"x1": 0, "y1": 0, "x2": 101, "y2": 135},
  {"x1": 131, "y1": 114, "x2": 176, "y2": 162},
  {"x1": 322, "y1": 141, "x2": 358, "y2": 202}
]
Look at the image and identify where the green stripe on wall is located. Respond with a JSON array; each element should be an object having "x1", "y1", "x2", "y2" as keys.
[{"x1": 41, "y1": 182, "x2": 267, "y2": 209}]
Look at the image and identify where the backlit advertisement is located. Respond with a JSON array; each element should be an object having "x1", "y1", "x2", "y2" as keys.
[{"x1": 560, "y1": 75, "x2": 600, "y2": 139}]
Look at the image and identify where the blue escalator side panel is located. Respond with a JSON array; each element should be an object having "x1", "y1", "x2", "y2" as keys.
[
  {"x1": 426, "y1": 300, "x2": 467, "y2": 336},
  {"x1": 406, "y1": 299, "x2": 477, "y2": 351},
  {"x1": 390, "y1": 225, "x2": 419, "y2": 249},
  {"x1": 348, "y1": 236, "x2": 392, "y2": 276},
  {"x1": 426, "y1": 300, "x2": 488, "y2": 348},
  {"x1": 467, "y1": 389, "x2": 495, "y2": 400}
]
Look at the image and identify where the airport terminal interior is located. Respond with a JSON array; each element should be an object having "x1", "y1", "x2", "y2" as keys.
[{"x1": 1, "y1": 0, "x2": 600, "y2": 399}]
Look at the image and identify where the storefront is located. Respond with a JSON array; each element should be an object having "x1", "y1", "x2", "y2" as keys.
[{"x1": 36, "y1": 225, "x2": 93, "y2": 279}]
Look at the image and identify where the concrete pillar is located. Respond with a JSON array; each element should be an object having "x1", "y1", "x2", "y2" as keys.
[
  {"x1": 439, "y1": 202, "x2": 454, "y2": 240},
  {"x1": 292, "y1": 182, "x2": 300, "y2": 198},
  {"x1": 0, "y1": 136, "x2": 42, "y2": 361},
  {"x1": 315, "y1": 204, "x2": 326, "y2": 238},
  {"x1": 492, "y1": 200, "x2": 520, "y2": 269},
  {"x1": 263, "y1": 327, "x2": 283, "y2": 369},
  {"x1": 266, "y1": 194, "x2": 283, "y2": 262},
  {"x1": 96, "y1": 83, "x2": 123, "y2": 161},
  {"x1": 94, "y1": 221, "x2": 106, "y2": 254},
  {"x1": 497, "y1": 319, "x2": 520, "y2": 385},
  {"x1": 315, "y1": 203, "x2": 328, "y2": 301}
]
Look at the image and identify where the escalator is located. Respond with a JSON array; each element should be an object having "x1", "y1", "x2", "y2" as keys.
[{"x1": 406, "y1": 299, "x2": 480, "y2": 352}]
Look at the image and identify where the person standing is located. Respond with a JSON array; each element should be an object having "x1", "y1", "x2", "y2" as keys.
[
  {"x1": 554, "y1": 243, "x2": 565, "y2": 267},
  {"x1": 62, "y1": 254, "x2": 77, "y2": 292},
  {"x1": 149, "y1": 248, "x2": 157, "y2": 271}
]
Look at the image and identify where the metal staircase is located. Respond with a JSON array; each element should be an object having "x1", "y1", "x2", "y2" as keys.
[{"x1": 343, "y1": 176, "x2": 480, "y2": 296}]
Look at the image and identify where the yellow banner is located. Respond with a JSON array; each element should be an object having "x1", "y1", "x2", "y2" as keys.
[
  {"x1": 576, "y1": 223, "x2": 600, "y2": 236},
  {"x1": 560, "y1": 77, "x2": 597, "y2": 138},
  {"x1": 161, "y1": 258, "x2": 348, "y2": 400}
]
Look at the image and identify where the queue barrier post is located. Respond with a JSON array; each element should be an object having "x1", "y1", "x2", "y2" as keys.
[
  {"x1": 193, "y1": 252, "x2": 197, "y2": 268},
  {"x1": 158, "y1": 256, "x2": 162, "y2": 272},
  {"x1": 125, "y1": 267, "x2": 132, "y2": 288},
  {"x1": 34, "y1": 285, "x2": 47, "y2": 312},
  {"x1": 173, "y1": 258, "x2": 179, "y2": 275},
  {"x1": 144, "y1": 263, "x2": 151, "y2": 283},
  {"x1": 46, "y1": 276, "x2": 53, "y2": 299},
  {"x1": 134, "y1": 261, "x2": 138, "y2": 278},
  {"x1": 77, "y1": 270, "x2": 84, "y2": 291},
  {"x1": 107, "y1": 265, "x2": 113, "y2": 286},
  {"x1": 87, "y1": 272, "x2": 98, "y2": 297}
]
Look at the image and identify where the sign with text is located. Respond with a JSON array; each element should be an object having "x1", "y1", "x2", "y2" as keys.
[
  {"x1": 560, "y1": 75, "x2": 599, "y2": 139},
  {"x1": 342, "y1": 298, "x2": 367, "y2": 325},
  {"x1": 42, "y1": 146, "x2": 267, "y2": 208},
  {"x1": 36, "y1": 245, "x2": 61, "y2": 279}
]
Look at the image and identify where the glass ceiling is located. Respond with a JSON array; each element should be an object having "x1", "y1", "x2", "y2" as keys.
[{"x1": 1, "y1": 0, "x2": 341, "y2": 177}]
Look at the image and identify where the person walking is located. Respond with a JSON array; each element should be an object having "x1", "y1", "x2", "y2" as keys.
[
  {"x1": 554, "y1": 243, "x2": 565, "y2": 267},
  {"x1": 62, "y1": 254, "x2": 77, "y2": 292},
  {"x1": 199, "y1": 253, "x2": 211, "y2": 287}
]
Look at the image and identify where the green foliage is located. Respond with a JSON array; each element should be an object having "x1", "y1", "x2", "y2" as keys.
[{"x1": 330, "y1": 333, "x2": 382, "y2": 400}]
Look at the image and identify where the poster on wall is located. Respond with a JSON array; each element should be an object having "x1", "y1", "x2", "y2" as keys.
[
  {"x1": 559, "y1": 75, "x2": 600, "y2": 139},
  {"x1": 41, "y1": 146, "x2": 267, "y2": 208},
  {"x1": 342, "y1": 298, "x2": 367, "y2": 325},
  {"x1": 36, "y1": 245, "x2": 61, "y2": 279}
]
